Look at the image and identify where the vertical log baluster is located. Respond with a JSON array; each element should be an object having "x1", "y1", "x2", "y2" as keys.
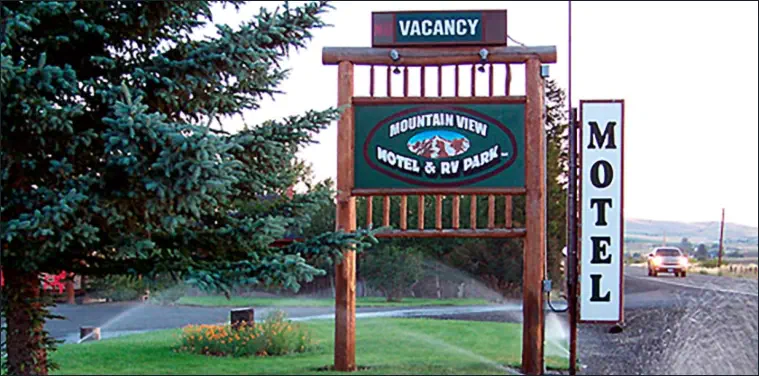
[
  {"x1": 435, "y1": 195, "x2": 443, "y2": 230},
  {"x1": 437, "y1": 65, "x2": 443, "y2": 96},
  {"x1": 471, "y1": 64, "x2": 476, "y2": 96},
  {"x1": 488, "y1": 195, "x2": 495, "y2": 229},
  {"x1": 452, "y1": 196, "x2": 460, "y2": 230},
  {"x1": 369, "y1": 65, "x2": 375, "y2": 97},
  {"x1": 470, "y1": 195, "x2": 477, "y2": 230},
  {"x1": 488, "y1": 63, "x2": 495, "y2": 96},
  {"x1": 387, "y1": 64, "x2": 392, "y2": 97},
  {"x1": 400, "y1": 196, "x2": 408, "y2": 231},
  {"x1": 420, "y1": 65, "x2": 426, "y2": 97},
  {"x1": 366, "y1": 197, "x2": 373, "y2": 228},
  {"x1": 454, "y1": 65, "x2": 460, "y2": 97},
  {"x1": 383, "y1": 196, "x2": 390, "y2": 227},
  {"x1": 417, "y1": 196, "x2": 425, "y2": 230}
]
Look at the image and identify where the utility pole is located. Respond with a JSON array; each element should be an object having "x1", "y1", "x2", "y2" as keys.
[
  {"x1": 567, "y1": 108, "x2": 579, "y2": 376},
  {"x1": 567, "y1": 1, "x2": 577, "y2": 374},
  {"x1": 718, "y1": 208, "x2": 725, "y2": 268}
]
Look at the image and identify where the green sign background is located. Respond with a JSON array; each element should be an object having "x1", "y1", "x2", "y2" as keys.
[{"x1": 354, "y1": 103, "x2": 525, "y2": 190}]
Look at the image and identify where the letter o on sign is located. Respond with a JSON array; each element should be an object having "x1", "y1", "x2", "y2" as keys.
[{"x1": 590, "y1": 160, "x2": 613, "y2": 189}]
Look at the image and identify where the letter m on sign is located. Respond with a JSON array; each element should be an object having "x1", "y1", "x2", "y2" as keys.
[{"x1": 587, "y1": 121, "x2": 617, "y2": 149}]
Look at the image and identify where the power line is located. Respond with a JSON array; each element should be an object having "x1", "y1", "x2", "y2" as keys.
[{"x1": 507, "y1": 34, "x2": 528, "y2": 48}]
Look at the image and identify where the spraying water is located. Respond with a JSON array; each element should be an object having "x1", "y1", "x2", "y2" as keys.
[
  {"x1": 76, "y1": 303, "x2": 148, "y2": 343},
  {"x1": 545, "y1": 312, "x2": 570, "y2": 359},
  {"x1": 373, "y1": 317, "x2": 523, "y2": 375}
]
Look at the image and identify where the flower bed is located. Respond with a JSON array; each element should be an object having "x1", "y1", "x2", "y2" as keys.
[{"x1": 175, "y1": 311, "x2": 316, "y2": 357}]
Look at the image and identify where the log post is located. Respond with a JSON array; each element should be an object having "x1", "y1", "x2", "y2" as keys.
[
  {"x1": 65, "y1": 278, "x2": 75, "y2": 305},
  {"x1": 522, "y1": 58, "x2": 546, "y2": 375},
  {"x1": 334, "y1": 60, "x2": 357, "y2": 372}
]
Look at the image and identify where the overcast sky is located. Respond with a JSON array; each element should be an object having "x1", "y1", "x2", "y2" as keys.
[{"x1": 206, "y1": 1, "x2": 758, "y2": 227}]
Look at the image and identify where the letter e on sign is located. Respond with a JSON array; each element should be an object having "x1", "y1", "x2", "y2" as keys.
[{"x1": 579, "y1": 100, "x2": 624, "y2": 323}]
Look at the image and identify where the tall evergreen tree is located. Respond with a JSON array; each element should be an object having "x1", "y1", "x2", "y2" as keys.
[
  {"x1": 1, "y1": 2, "x2": 375, "y2": 374},
  {"x1": 544, "y1": 79, "x2": 569, "y2": 286}
]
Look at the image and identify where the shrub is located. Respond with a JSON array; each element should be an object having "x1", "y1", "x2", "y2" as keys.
[
  {"x1": 360, "y1": 245, "x2": 423, "y2": 302},
  {"x1": 175, "y1": 311, "x2": 315, "y2": 357},
  {"x1": 87, "y1": 274, "x2": 186, "y2": 302},
  {"x1": 699, "y1": 259, "x2": 726, "y2": 269},
  {"x1": 86, "y1": 275, "x2": 146, "y2": 301},
  {"x1": 149, "y1": 284, "x2": 187, "y2": 305}
]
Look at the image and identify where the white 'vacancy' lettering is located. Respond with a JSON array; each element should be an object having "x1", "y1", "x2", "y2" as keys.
[{"x1": 398, "y1": 19, "x2": 479, "y2": 37}]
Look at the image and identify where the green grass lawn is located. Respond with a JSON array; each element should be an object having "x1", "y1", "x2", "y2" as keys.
[
  {"x1": 52, "y1": 318, "x2": 568, "y2": 375},
  {"x1": 176, "y1": 296, "x2": 492, "y2": 308}
]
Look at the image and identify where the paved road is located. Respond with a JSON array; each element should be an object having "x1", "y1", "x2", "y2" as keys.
[{"x1": 45, "y1": 302, "x2": 518, "y2": 344}]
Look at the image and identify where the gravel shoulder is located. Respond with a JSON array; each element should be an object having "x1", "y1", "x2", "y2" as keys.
[{"x1": 579, "y1": 268, "x2": 758, "y2": 375}]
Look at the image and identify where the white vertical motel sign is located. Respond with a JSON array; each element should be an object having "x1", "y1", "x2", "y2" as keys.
[{"x1": 579, "y1": 100, "x2": 624, "y2": 323}]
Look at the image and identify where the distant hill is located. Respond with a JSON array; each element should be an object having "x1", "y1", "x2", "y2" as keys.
[{"x1": 625, "y1": 218, "x2": 758, "y2": 245}]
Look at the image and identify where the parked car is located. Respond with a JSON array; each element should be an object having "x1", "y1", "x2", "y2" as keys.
[{"x1": 647, "y1": 247, "x2": 688, "y2": 277}]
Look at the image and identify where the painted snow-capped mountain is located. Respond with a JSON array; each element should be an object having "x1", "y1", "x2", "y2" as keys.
[{"x1": 407, "y1": 131, "x2": 470, "y2": 159}]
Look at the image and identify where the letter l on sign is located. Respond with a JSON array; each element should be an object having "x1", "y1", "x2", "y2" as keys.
[{"x1": 579, "y1": 100, "x2": 625, "y2": 323}]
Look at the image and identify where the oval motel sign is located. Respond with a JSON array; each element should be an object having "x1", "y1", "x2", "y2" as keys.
[{"x1": 353, "y1": 101, "x2": 525, "y2": 190}]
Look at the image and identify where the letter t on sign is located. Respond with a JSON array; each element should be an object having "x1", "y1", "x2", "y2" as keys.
[{"x1": 579, "y1": 100, "x2": 625, "y2": 324}]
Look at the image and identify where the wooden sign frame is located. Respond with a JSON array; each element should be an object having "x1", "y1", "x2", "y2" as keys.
[{"x1": 323, "y1": 45, "x2": 556, "y2": 375}]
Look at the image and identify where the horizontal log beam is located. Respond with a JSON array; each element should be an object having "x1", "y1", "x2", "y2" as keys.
[
  {"x1": 323, "y1": 46, "x2": 557, "y2": 66},
  {"x1": 352, "y1": 96, "x2": 526, "y2": 105},
  {"x1": 374, "y1": 228, "x2": 526, "y2": 239},
  {"x1": 352, "y1": 188, "x2": 526, "y2": 196}
]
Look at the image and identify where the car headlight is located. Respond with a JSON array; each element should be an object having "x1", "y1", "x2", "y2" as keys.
[
  {"x1": 653, "y1": 256, "x2": 663, "y2": 265},
  {"x1": 680, "y1": 257, "x2": 689, "y2": 266}
]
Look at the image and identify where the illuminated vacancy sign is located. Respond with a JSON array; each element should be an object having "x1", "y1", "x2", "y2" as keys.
[
  {"x1": 579, "y1": 100, "x2": 625, "y2": 323},
  {"x1": 371, "y1": 10, "x2": 507, "y2": 48}
]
